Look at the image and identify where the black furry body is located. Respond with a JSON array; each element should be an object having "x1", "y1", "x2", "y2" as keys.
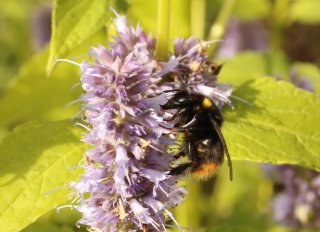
[{"x1": 161, "y1": 90, "x2": 233, "y2": 180}]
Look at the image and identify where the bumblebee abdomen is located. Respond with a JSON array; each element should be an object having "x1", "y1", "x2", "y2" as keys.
[{"x1": 191, "y1": 162, "x2": 220, "y2": 180}]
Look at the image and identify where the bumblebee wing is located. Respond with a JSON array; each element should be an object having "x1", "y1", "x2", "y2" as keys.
[{"x1": 210, "y1": 118, "x2": 233, "y2": 181}]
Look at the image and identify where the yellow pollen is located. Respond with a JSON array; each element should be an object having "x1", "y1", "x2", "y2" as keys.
[
  {"x1": 139, "y1": 138, "x2": 150, "y2": 148},
  {"x1": 189, "y1": 62, "x2": 201, "y2": 72},
  {"x1": 202, "y1": 97, "x2": 213, "y2": 109}
]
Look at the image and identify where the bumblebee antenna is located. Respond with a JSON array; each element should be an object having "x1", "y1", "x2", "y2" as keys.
[{"x1": 210, "y1": 118, "x2": 233, "y2": 181}]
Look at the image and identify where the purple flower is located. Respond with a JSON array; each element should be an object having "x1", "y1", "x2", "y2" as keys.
[
  {"x1": 271, "y1": 165, "x2": 320, "y2": 228},
  {"x1": 71, "y1": 15, "x2": 186, "y2": 232},
  {"x1": 152, "y1": 37, "x2": 232, "y2": 108},
  {"x1": 70, "y1": 11, "x2": 233, "y2": 231}
]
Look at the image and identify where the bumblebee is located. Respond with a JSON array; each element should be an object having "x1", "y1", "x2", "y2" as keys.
[{"x1": 161, "y1": 90, "x2": 233, "y2": 181}]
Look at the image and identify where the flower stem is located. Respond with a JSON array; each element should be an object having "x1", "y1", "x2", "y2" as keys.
[
  {"x1": 270, "y1": 0, "x2": 289, "y2": 52},
  {"x1": 155, "y1": 0, "x2": 171, "y2": 60},
  {"x1": 191, "y1": 0, "x2": 205, "y2": 39},
  {"x1": 207, "y1": 0, "x2": 236, "y2": 58},
  {"x1": 266, "y1": 0, "x2": 289, "y2": 75}
]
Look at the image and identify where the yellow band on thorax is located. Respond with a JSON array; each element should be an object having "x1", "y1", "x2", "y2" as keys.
[{"x1": 202, "y1": 97, "x2": 213, "y2": 109}]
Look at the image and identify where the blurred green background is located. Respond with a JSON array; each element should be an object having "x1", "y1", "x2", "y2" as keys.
[{"x1": 1, "y1": 0, "x2": 320, "y2": 231}]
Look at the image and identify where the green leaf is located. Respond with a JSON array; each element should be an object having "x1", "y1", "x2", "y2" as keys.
[
  {"x1": 0, "y1": 120, "x2": 86, "y2": 232},
  {"x1": 219, "y1": 51, "x2": 289, "y2": 86},
  {"x1": 223, "y1": 78, "x2": 320, "y2": 171},
  {"x1": 23, "y1": 222, "x2": 74, "y2": 232},
  {"x1": 289, "y1": 0, "x2": 320, "y2": 24},
  {"x1": 47, "y1": 0, "x2": 111, "y2": 75},
  {"x1": 0, "y1": 49, "x2": 81, "y2": 136},
  {"x1": 219, "y1": 52, "x2": 268, "y2": 86},
  {"x1": 21, "y1": 206, "x2": 82, "y2": 232},
  {"x1": 0, "y1": 0, "x2": 37, "y2": 92}
]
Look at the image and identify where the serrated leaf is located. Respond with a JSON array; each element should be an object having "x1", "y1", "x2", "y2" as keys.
[
  {"x1": 223, "y1": 78, "x2": 320, "y2": 171},
  {"x1": 0, "y1": 120, "x2": 86, "y2": 232},
  {"x1": 47, "y1": 0, "x2": 111, "y2": 75},
  {"x1": 289, "y1": 0, "x2": 320, "y2": 24},
  {"x1": 0, "y1": 49, "x2": 81, "y2": 136}
]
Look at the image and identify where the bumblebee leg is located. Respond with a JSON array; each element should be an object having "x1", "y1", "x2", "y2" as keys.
[
  {"x1": 169, "y1": 163, "x2": 193, "y2": 176},
  {"x1": 184, "y1": 127, "x2": 209, "y2": 161},
  {"x1": 172, "y1": 115, "x2": 199, "y2": 131},
  {"x1": 180, "y1": 116, "x2": 197, "y2": 128},
  {"x1": 163, "y1": 113, "x2": 178, "y2": 121},
  {"x1": 171, "y1": 127, "x2": 187, "y2": 132},
  {"x1": 158, "y1": 124, "x2": 172, "y2": 130},
  {"x1": 173, "y1": 150, "x2": 186, "y2": 159},
  {"x1": 163, "y1": 108, "x2": 186, "y2": 121},
  {"x1": 162, "y1": 89, "x2": 186, "y2": 93}
]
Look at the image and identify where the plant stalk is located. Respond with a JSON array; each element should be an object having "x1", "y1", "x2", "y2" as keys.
[
  {"x1": 155, "y1": 0, "x2": 171, "y2": 60},
  {"x1": 207, "y1": 0, "x2": 236, "y2": 58},
  {"x1": 191, "y1": 0, "x2": 205, "y2": 39},
  {"x1": 270, "y1": 0, "x2": 289, "y2": 51}
]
